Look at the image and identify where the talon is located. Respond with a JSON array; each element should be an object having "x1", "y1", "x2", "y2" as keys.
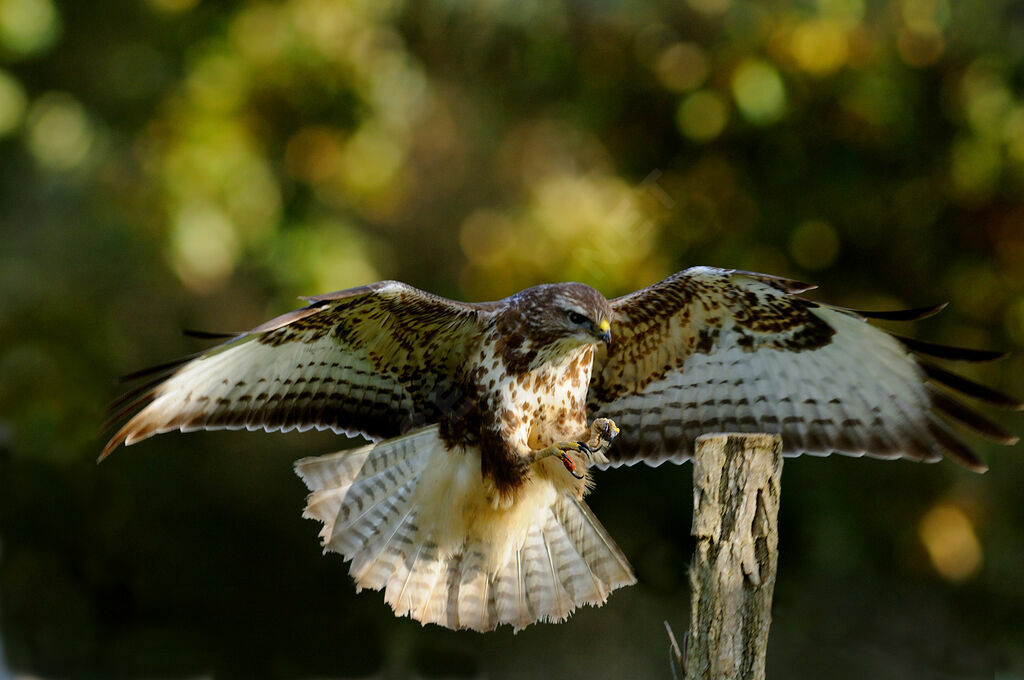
[
  {"x1": 558, "y1": 452, "x2": 585, "y2": 479},
  {"x1": 576, "y1": 441, "x2": 592, "y2": 456},
  {"x1": 593, "y1": 418, "x2": 619, "y2": 443}
]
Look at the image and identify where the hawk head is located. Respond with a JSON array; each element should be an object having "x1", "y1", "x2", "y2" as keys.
[{"x1": 497, "y1": 283, "x2": 612, "y2": 372}]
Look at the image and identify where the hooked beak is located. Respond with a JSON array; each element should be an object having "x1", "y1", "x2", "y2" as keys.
[{"x1": 596, "y1": 318, "x2": 611, "y2": 344}]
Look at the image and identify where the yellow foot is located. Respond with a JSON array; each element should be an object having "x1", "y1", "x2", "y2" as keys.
[
  {"x1": 529, "y1": 418, "x2": 620, "y2": 478},
  {"x1": 584, "y1": 417, "x2": 619, "y2": 461}
]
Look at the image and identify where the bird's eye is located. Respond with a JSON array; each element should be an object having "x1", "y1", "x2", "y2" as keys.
[{"x1": 566, "y1": 310, "x2": 589, "y2": 326}]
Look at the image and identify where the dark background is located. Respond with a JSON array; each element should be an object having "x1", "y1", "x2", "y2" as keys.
[{"x1": 2, "y1": 0, "x2": 1023, "y2": 677}]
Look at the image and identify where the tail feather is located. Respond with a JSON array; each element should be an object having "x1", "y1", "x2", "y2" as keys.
[
  {"x1": 555, "y1": 495, "x2": 635, "y2": 594},
  {"x1": 522, "y1": 522, "x2": 572, "y2": 622},
  {"x1": 542, "y1": 506, "x2": 605, "y2": 603},
  {"x1": 451, "y1": 550, "x2": 490, "y2": 631},
  {"x1": 350, "y1": 502, "x2": 417, "y2": 589},
  {"x1": 407, "y1": 543, "x2": 447, "y2": 622},
  {"x1": 493, "y1": 549, "x2": 530, "y2": 629},
  {"x1": 300, "y1": 446, "x2": 424, "y2": 534},
  {"x1": 297, "y1": 438, "x2": 426, "y2": 551},
  {"x1": 389, "y1": 541, "x2": 442, "y2": 619},
  {"x1": 295, "y1": 426, "x2": 636, "y2": 632}
]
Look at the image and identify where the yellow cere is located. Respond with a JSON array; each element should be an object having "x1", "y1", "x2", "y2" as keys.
[{"x1": 599, "y1": 319, "x2": 611, "y2": 333}]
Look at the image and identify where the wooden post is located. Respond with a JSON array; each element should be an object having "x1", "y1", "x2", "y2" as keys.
[{"x1": 684, "y1": 433, "x2": 783, "y2": 680}]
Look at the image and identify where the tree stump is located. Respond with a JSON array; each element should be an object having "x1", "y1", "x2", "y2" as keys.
[{"x1": 684, "y1": 433, "x2": 783, "y2": 680}]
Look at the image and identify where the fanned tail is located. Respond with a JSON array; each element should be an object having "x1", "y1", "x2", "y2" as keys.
[{"x1": 295, "y1": 426, "x2": 635, "y2": 632}]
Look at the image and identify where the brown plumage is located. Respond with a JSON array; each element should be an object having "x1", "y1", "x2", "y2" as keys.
[
  {"x1": 588, "y1": 268, "x2": 1020, "y2": 470},
  {"x1": 103, "y1": 267, "x2": 1021, "y2": 631}
]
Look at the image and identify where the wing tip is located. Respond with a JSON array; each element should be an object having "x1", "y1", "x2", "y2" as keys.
[
  {"x1": 929, "y1": 386, "x2": 1020, "y2": 446},
  {"x1": 894, "y1": 334, "x2": 1009, "y2": 362},
  {"x1": 992, "y1": 436, "x2": 1019, "y2": 447},
  {"x1": 840, "y1": 302, "x2": 949, "y2": 322},
  {"x1": 99, "y1": 408, "x2": 179, "y2": 462},
  {"x1": 921, "y1": 362, "x2": 1024, "y2": 411},
  {"x1": 963, "y1": 459, "x2": 989, "y2": 474},
  {"x1": 97, "y1": 430, "x2": 128, "y2": 463}
]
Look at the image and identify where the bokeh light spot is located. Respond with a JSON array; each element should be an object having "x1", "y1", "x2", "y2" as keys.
[
  {"x1": 340, "y1": 123, "x2": 404, "y2": 194},
  {"x1": 790, "y1": 19, "x2": 849, "y2": 75},
  {"x1": 459, "y1": 171, "x2": 671, "y2": 299},
  {"x1": 225, "y1": 160, "x2": 282, "y2": 239},
  {"x1": 789, "y1": 219, "x2": 840, "y2": 270},
  {"x1": 460, "y1": 210, "x2": 516, "y2": 267},
  {"x1": 949, "y1": 137, "x2": 1001, "y2": 202},
  {"x1": 230, "y1": 3, "x2": 288, "y2": 64},
  {"x1": 0, "y1": 0, "x2": 59, "y2": 57},
  {"x1": 919, "y1": 503, "x2": 983, "y2": 582},
  {"x1": 169, "y1": 202, "x2": 239, "y2": 293},
  {"x1": 961, "y1": 63, "x2": 1012, "y2": 140},
  {"x1": 275, "y1": 220, "x2": 381, "y2": 295},
  {"x1": 731, "y1": 59, "x2": 786, "y2": 125},
  {"x1": 185, "y1": 51, "x2": 249, "y2": 113},
  {"x1": 676, "y1": 90, "x2": 728, "y2": 141},
  {"x1": 26, "y1": 92, "x2": 93, "y2": 170},
  {"x1": 655, "y1": 42, "x2": 709, "y2": 92},
  {"x1": 0, "y1": 69, "x2": 27, "y2": 137}
]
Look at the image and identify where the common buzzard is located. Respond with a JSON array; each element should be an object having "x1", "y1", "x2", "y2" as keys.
[{"x1": 103, "y1": 267, "x2": 1020, "y2": 631}]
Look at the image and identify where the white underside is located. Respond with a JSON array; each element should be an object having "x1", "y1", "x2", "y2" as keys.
[{"x1": 295, "y1": 426, "x2": 635, "y2": 632}]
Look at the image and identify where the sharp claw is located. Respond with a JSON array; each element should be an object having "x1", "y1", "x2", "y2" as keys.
[
  {"x1": 559, "y1": 452, "x2": 585, "y2": 479},
  {"x1": 576, "y1": 441, "x2": 591, "y2": 455},
  {"x1": 594, "y1": 419, "x2": 619, "y2": 443}
]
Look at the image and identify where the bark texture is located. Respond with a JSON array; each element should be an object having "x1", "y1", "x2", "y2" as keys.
[{"x1": 685, "y1": 433, "x2": 783, "y2": 680}]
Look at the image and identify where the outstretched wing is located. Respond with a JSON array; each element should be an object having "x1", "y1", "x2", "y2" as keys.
[
  {"x1": 588, "y1": 267, "x2": 1021, "y2": 470},
  {"x1": 103, "y1": 281, "x2": 491, "y2": 458}
]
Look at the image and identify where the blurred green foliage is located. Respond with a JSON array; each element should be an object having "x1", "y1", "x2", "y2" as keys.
[{"x1": 2, "y1": 0, "x2": 1024, "y2": 677}]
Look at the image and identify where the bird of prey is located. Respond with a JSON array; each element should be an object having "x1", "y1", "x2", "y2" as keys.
[{"x1": 103, "y1": 267, "x2": 1020, "y2": 632}]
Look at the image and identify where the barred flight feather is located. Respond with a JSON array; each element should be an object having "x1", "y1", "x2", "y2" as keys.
[
  {"x1": 102, "y1": 282, "x2": 488, "y2": 459},
  {"x1": 591, "y1": 268, "x2": 1019, "y2": 470}
]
